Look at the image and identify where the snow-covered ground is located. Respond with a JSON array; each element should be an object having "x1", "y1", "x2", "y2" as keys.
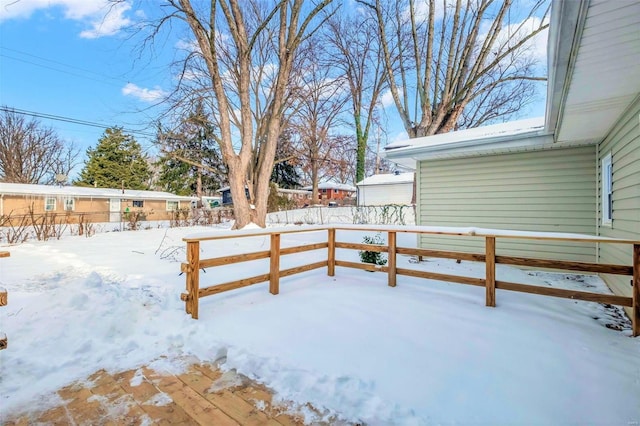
[{"x1": 0, "y1": 225, "x2": 639, "y2": 424}]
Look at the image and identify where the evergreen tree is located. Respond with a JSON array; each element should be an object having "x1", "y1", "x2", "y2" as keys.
[
  {"x1": 75, "y1": 127, "x2": 151, "y2": 190},
  {"x1": 155, "y1": 157, "x2": 193, "y2": 196},
  {"x1": 155, "y1": 104, "x2": 226, "y2": 197},
  {"x1": 271, "y1": 129, "x2": 301, "y2": 189}
]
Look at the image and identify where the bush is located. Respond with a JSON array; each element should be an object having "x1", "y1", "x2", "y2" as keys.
[{"x1": 359, "y1": 233, "x2": 387, "y2": 266}]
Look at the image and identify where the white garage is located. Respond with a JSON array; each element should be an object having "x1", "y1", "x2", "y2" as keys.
[{"x1": 356, "y1": 172, "x2": 414, "y2": 206}]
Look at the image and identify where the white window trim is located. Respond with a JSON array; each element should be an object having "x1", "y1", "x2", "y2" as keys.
[
  {"x1": 63, "y1": 197, "x2": 75, "y2": 211},
  {"x1": 44, "y1": 197, "x2": 56, "y2": 212},
  {"x1": 133, "y1": 200, "x2": 144, "y2": 208},
  {"x1": 601, "y1": 153, "x2": 612, "y2": 226},
  {"x1": 166, "y1": 200, "x2": 179, "y2": 211}
]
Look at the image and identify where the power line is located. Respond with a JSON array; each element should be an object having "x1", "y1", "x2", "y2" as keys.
[
  {"x1": 0, "y1": 54, "x2": 125, "y2": 88},
  {"x1": 0, "y1": 106, "x2": 157, "y2": 138},
  {"x1": 0, "y1": 46, "x2": 128, "y2": 87}
]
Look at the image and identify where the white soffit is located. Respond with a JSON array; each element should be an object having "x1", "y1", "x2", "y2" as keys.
[{"x1": 557, "y1": 0, "x2": 640, "y2": 143}]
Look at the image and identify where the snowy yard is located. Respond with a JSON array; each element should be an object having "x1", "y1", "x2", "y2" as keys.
[{"x1": 1, "y1": 225, "x2": 639, "y2": 424}]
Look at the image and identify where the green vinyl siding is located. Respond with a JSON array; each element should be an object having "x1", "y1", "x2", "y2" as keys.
[
  {"x1": 418, "y1": 146, "x2": 597, "y2": 261},
  {"x1": 597, "y1": 96, "x2": 640, "y2": 305}
]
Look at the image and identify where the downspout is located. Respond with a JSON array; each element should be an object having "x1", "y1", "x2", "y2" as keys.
[{"x1": 595, "y1": 144, "x2": 600, "y2": 263}]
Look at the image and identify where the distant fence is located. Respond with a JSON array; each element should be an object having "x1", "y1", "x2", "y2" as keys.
[
  {"x1": 266, "y1": 205, "x2": 416, "y2": 226},
  {"x1": 180, "y1": 225, "x2": 640, "y2": 337},
  {"x1": 0, "y1": 207, "x2": 235, "y2": 244}
]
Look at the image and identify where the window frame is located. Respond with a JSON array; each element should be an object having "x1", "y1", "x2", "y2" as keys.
[
  {"x1": 63, "y1": 197, "x2": 75, "y2": 211},
  {"x1": 133, "y1": 200, "x2": 144, "y2": 208},
  {"x1": 166, "y1": 200, "x2": 179, "y2": 211},
  {"x1": 44, "y1": 197, "x2": 56, "y2": 212},
  {"x1": 601, "y1": 153, "x2": 613, "y2": 226}
]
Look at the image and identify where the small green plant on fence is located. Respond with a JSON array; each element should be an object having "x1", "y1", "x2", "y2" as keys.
[{"x1": 359, "y1": 233, "x2": 387, "y2": 266}]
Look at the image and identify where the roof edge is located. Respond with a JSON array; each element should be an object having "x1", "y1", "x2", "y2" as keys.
[
  {"x1": 544, "y1": 0, "x2": 590, "y2": 135},
  {"x1": 384, "y1": 127, "x2": 551, "y2": 159}
]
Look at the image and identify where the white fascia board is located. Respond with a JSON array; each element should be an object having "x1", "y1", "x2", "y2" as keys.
[
  {"x1": 544, "y1": 0, "x2": 590, "y2": 135},
  {"x1": 384, "y1": 131, "x2": 554, "y2": 169}
]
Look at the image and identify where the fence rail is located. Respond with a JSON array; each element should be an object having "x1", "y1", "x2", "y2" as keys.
[{"x1": 180, "y1": 225, "x2": 640, "y2": 336}]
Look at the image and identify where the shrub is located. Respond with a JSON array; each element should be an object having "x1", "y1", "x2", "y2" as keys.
[{"x1": 359, "y1": 233, "x2": 387, "y2": 266}]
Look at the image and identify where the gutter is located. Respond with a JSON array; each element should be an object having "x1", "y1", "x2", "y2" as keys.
[
  {"x1": 384, "y1": 128, "x2": 552, "y2": 159},
  {"x1": 544, "y1": 0, "x2": 590, "y2": 136}
]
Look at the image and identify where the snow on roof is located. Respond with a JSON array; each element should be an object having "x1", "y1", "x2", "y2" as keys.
[
  {"x1": 301, "y1": 182, "x2": 356, "y2": 192},
  {"x1": 0, "y1": 182, "x2": 192, "y2": 201},
  {"x1": 277, "y1": 188, "x2": 310, "y2": 194},
  {"x1": 385, "y1": 117, "x2": 546, "y2": 151},
  {"x1": 356, "y1": 172, "x2": 414, "y2": 186}
]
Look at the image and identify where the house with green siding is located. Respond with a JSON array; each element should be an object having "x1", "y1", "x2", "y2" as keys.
[{"x1": 384, "y1": 0, "x2": 640, "y2": 313}]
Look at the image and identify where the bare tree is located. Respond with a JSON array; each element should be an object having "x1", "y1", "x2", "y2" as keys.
[
  {"x1": 325, "y1": 10, "x2": 386, "y2": 183},
  {"x1": 139, "y1": 0, "x2": 334, "y2": 228},
  {"x1": 0, "y1": 109, "x2": 79, "y2": 184},
  {"x1": 290, "y1": 40, "x2": 349, "y2": 204},
  {"x1": 320, "y1": 134, "x2": 358, "y2": 184},
  {"x1": 363, "y1": 0, "x2": 549, "y2": 138}
]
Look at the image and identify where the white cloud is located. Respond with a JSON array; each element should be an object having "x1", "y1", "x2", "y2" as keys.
[
  {"x1": 380, "y1": 89, "x2": 396, "y2": 108},
  {"x1": 498, "y1": 16, "x2": 549, "y2": 63},
  {"x1": 0, "y1": 0, "x2": 133, "y2": 38},
  {"x1": 175, "y1": 38, "x2": 200, "y2": 52},
  {"x1": 481, "y1": 15, "x2": 549, "y2": 65},
  {"x1": 122, "y1": 83, "x2": 168, "y2": 103},
  {"x1": 390, "y1": 130, "x2": 409, "y2": 145},
  {"x1": 79, "y1": 2, "x2": 132, "y2": 39},
  {"x1": 404, "y1": 0, "x2": 456, "y2": 22}
]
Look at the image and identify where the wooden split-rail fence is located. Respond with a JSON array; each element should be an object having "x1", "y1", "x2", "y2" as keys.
[
  {"x1": 180, "y1": 225, "x2": 640, "y2": 337},
  {"x1": 1, "y1": 250, "x2": 9, "y2": 350}
]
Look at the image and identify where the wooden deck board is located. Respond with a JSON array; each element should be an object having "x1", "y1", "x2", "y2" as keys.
[
  {"x1": 114, "y1": 368, "x2": 197, "y2": 425},
  {"x1": 4, "y1": 363, "x2": 316, "y2": 425},
  {"x1": 194, "y1": 364, "x2": 304, "y2": 425}
]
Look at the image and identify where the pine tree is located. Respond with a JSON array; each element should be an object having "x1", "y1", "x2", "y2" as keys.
[
  {"x1": 155, "y1": 104, "x2": 225, "y2": 197},
  {"x1": 75, "y1": 127, "x2": 151, "y2": 190},
  {"x1": 271, "y1": 129, "x2": 301, "y2": 189}
]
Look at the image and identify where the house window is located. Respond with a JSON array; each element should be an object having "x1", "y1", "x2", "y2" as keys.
[
  {"x1": 133, "y1": 200, "x2": 144, "y2": 208},
  {"x1": 63, "y1": 198, "x2": 75, "y2": 211},
  {"x1": 166, "y1": 200, "x2": 179, "y2": 211},
  {"x1": 601, "y1": 153, "x2": 612, "y2": 225},
  {"x1": 44, "y1": 197, "x2": 56, "y2": 211}
]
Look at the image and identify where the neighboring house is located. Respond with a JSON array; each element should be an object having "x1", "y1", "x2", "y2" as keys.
[
  {"x1": 302, "y1": 182, "x2": 356, "y2": 205},
  {"x1": 219, "y1": 186, "x2": 250, "y2": 206},
  {"x1": 356, "y1": 172, "x2": 414, "y2": 206},
  {"x1": 194, "y1": 196, "x2": 222, "y2": 209},
  {"x1": 218, "y1": 186, "x2": 311, "y2": 208},
  {"x1": 0, "y1": 183, "x2": 193, "y2": 223},
  {"x1": 277, "y1": 188, "x2": 312, "y2": 208},
  {"x1": 383, "y1": 0, "x2": 640, "y2": 306}
]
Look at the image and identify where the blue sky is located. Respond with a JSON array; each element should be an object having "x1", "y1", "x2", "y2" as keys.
[
  {"x1": 0, "y1": 0, "x2": 548, "y2": 179},
  {"x1": 0, "y1": 0, "x2": 170, "y2": 165}
]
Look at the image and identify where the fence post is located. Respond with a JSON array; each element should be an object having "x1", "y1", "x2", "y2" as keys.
[
  {"x1": 0, "y1": 288, "x2": 6, "y2": 350},
  {"x1": 327, "y1": 228, "x2": 335, "y2": 277},
  {"x1": 388, "y1": 231, "x2": 397, "y2": 287},
  {"x1": 633, "y1": 244, "x2": 639, "y2": 337},
  {"x1": 485, "y1": 237, "x2": 496, "y2": 307},
  {"x1": 1, "y1": 250, "x2": 10, "y2": 350},
  {"x1": 270, "y1": 233, "x2": 280, "y2": 295},
  {"x1": 186, "y1": 241, "x2": 200, "y2": 319}
]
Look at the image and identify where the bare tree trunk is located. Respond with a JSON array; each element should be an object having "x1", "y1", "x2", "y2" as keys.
[
  {"x1": 160, "y1": 0, "x2": 334, "y2": 229},
  {"x1": 311, "y1": 154, "x2": 320, "y2": 205}
]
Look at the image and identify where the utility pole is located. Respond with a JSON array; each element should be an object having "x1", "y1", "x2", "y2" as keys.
[{"x1": 375, "y1": 124, "x2": 381, "y2": 175}]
